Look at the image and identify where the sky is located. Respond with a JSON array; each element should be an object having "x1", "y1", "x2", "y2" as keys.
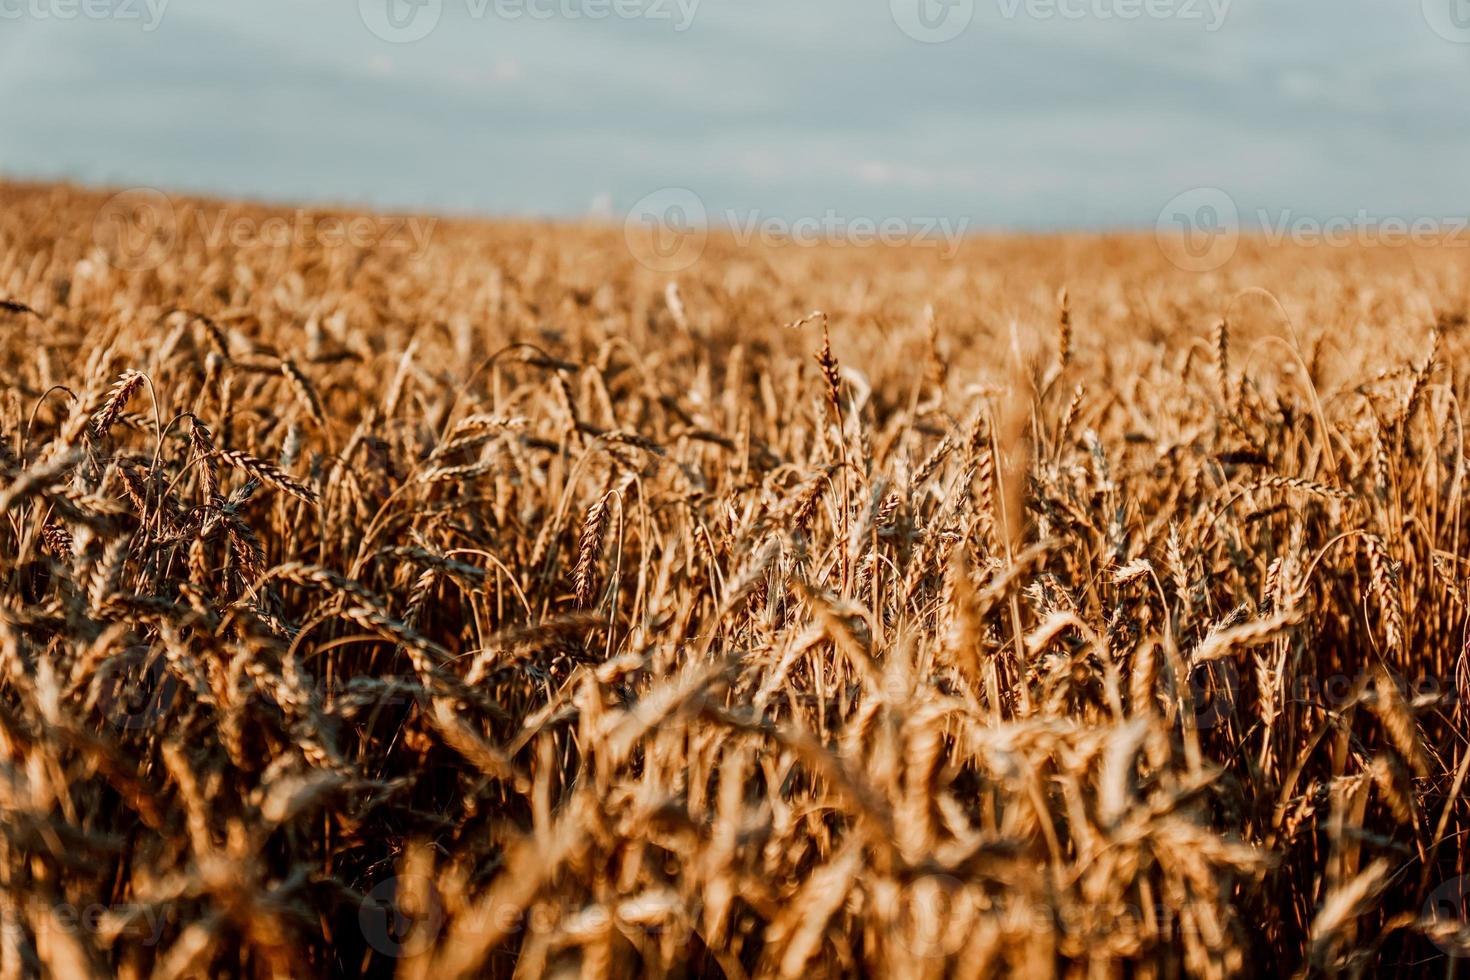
[{"x1": 1, "y1": 0, "x2": 1468, "y2": 230}]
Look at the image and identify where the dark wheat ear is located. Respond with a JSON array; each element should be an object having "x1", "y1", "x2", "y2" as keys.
[
  {"x1": 815, "y1": 321, "x2": 841, "y2": 416},
  {"x1": 1363, "y1": 534, "x2": 1405, "y2": 655},
  {"x1": 93, "y1": 370, "x2": 146, "y2": 436},
  {"x1": 217, "y1": 448, "x2": 318, "y2": 505},
  {"x1": 281, "y1": 359, "x2": 326, "y2": 428},
  {"x1": 0, "y1": 299, "x2": 42, "y2": 318},
  {"x1": 40, "y1": 521, "x2": 73, "y2": 561},
  {"x1": 1056, "y1": 286, "x2": 1071, "y2": 368},
  {"x1": 181, "y1": 309, "x2": 232, "y2": 360},
  {"x1": 187, "y1": 414, "x2": 220, "y2": 502},
  {"x1": 784, "y1": 469, "x2": 830, "y2": 538},
  {"x1": 1214, "y1": 318, "x2": 1233, "y2": 412},
  {"x1": 571, "y1": 490, "x2": 612, "y2": 607}
]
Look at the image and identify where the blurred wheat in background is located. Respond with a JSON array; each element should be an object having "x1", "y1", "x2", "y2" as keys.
[{"x1": 0, "y1": 181, "x2": 1468, "y2": 977}]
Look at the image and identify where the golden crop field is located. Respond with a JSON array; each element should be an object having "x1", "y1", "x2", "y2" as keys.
[{"x1": 1, "y1": 179, "x2": 1467, "y2": 978}]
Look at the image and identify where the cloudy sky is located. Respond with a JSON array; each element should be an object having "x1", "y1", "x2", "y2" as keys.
[{"x1": 1, "y1": 0, "x2": 1468, "y2": 229}]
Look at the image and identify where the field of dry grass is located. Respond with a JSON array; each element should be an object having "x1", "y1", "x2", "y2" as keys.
[{"x1": 1, "y1": 179, "x2": 1468, "y2": 978}]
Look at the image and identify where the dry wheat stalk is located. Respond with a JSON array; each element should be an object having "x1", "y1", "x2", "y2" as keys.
[
  {"x1": 0, "y1": 181, "x2": 1460, "y2": 980},
  {"x1": 93, "y1": 370, "x2": 146, "y2": 436},
  {"x1": 217, "y1": 448, "x2": 318, "y2": 504},
  {"x1": 571, "y1": 490, "x2": 612, "y2": 606}
]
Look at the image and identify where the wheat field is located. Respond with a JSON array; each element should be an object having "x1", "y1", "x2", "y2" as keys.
[{"x1": 0, "y1": 180, "x2": 1467, "y2": 977}]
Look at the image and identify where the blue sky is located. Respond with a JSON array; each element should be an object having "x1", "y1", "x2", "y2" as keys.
[{"x1": 1, "y1": 0, "x2": 1468, "y2": 229}]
